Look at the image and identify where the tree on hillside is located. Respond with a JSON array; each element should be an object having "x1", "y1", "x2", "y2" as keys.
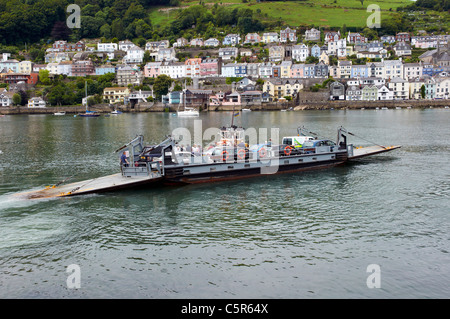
[
  {"x1": 12, "y1": 93, "x2": 21, "y2": 106},
  {"x1": 153, "y1": 75, "x2": 173, "y2": 101},
  {"x1": 420, "y1": 85, "x2": 426, "y2": 99},
  {"x1": 51, "y1": 21, "x2": 71, "y2": 40}
]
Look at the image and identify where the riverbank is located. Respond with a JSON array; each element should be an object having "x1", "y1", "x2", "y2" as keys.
[{"x1": 1, "y1": 99, "x2": 449, "y2": 115}]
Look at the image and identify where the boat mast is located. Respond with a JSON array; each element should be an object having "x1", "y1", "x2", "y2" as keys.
[{"x1": 85, "y1": 80, "x2": 88, "y2": 112}]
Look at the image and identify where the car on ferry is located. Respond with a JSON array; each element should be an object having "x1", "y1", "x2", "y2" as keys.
[{"x1": 301, "y1": 139, "x2": 337, "y2": 153}]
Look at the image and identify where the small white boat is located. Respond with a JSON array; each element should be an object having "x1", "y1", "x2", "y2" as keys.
[
  {"x1": 111, "y1": 110, "x2": 123, "y2": 115},
  {"x1": 177, "y1": 107, "x2": 199, "y2": 117},
  {"x1": 242, "y1": 108, "x2": 251, "y2": 112},
  {"x1": 54, "y1": 112, "x2": 66, "y2": 116},
  {"x1": 444, "y1": 106, "x2": 449, "y2": 109}
]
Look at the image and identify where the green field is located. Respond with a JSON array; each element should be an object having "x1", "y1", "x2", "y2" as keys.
[{"x1": 149, "y1": 0, "x2": 414, "y2": 29}]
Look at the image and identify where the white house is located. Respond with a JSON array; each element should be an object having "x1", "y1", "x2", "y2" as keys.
[
  {"x1": 97, "y1": 43, "x2": 118, "y2": 53},
  {"x1": 377, "y1": 85, "x2": 394, "y2": 100},
  {"x1": 160, "y1": 61, "x2": 186, "y2": 79},
  {"x1": 119, "y1": 40, "x2": 135, "y2": 52},
  {"x1": 0, "y1": 90, "x2": 14, "y2": 106},
  {"x1": 28, "y1": 97, "x2": 46, "y2": 108},
  {"x1": 328, "y1": 39, "x2": 347, "y2": 57},
  {"x1": 221, "y1": 63, "x2": 237, "y2": 77},
  {"x1": 218, "y1": 47, "x2": 238, "y2": 61},
  {"x1": 435, "y1": 76, "x2": 450, "y2": 99},
  {"x1": 57, "y1": 61, "x2": 73, "y2": 76},
  {"x1": 204, "y1": 38, "x2": 220, "y2": 47},
  {"x1": 292, "y1": 44, "x2": 309, "y2": 62},
  {"x1": 156, "y1": 47, "x2": 177, "y2": 62},
  {"x1": 384, "y1": 59, "x2": 404, "y2": 80},
  {"x1": 388, "y1": 77, "x2": 409, "y2": 100},
  {"x1": 123, "y1": 46, "x2": 145, "y2": 64},
  {"x1": 403, "y1": 63, "x2": 423, "y2": 81}
]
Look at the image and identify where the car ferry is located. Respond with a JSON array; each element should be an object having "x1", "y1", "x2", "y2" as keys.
[
  {"x1": 118, "y1": 125, "x2": 397, "y2": 185},
  {"x1": 19, "y1": 125, "x2": 401, "y2": 199}
]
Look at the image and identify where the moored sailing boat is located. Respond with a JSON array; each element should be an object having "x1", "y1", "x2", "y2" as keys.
[{"x1": 79, "y1": 81, "x2": 100, "y2": 117}]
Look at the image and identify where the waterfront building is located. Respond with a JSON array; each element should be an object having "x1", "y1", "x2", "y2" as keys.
[
  {"x1": 434, "y1": 76, "x2": 450, "y2": 99},
  {"x1": 328, "y1": 39, "x2": 347, "y2": 57},
  {"x1": 346, "y1": 85, "x2": 362, "y2": 101},
  {"x1": 387, "y1": 77, "x2": 409, "y2": 100},
  {"x1": 102, "y1": 87, "x2": 130, "y2": 104},
  {"x1": 361, "y1": 85, "x2": 378, "y2": 101},
  {"x1": 0, "y1": 90, "x2": 14, "y2": 106},
  {"x1": 377, "y1": 85, "x2": 394, "y2": 100},
  {"x1": 394, "y1": 42, "x2": 412, "y2": 57},
  {"x1": 329, "y1": 81, "x2": 346, "y2": 100},
  {"x1": 27, "y1": 97, "x2": 46, "y2": 108},
  {"x1": 156, "y1": 47, "x2": 177, "y2": 62},
  {"x1": 264, "y1": 78, "x2": 303, "y2": 99},
  {"x1": 337, "y1": 60, "x2": 352, "y2": 79}
]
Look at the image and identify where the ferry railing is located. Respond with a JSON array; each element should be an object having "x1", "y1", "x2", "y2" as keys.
[{"x1": 121, "y1": 161, "x2": 162, "y2": 178}]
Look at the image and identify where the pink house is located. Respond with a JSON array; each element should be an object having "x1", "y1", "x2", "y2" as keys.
[
  {"x1": 144, "y1": 62, "x2": 162, "y2": 78},
  {"x1": 290, "y1": 64, "x2": 304, "y2": 78},
  {"x1": 200, "y1": 58, "x2": 222, "y2": 77},
  {"x1": 244, "y1": 33, "x2": 261, "y2": 44}
]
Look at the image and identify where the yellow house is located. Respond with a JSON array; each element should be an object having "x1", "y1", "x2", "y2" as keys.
[
  {"x1": 103, "y1": 87, "x2": 130, "y2": 104},
  {"x1": 19, "y1": 61, "x2": 33, "y2": 74},
  {"x1": 264, "y1": 78, "x2": 303, "y2": 99}
]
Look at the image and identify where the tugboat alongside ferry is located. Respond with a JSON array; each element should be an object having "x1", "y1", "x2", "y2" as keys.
[{"x1": 18, "y1": 124, "x2": 401, "y2": 199}]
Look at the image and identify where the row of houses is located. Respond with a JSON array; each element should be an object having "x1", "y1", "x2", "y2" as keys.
[
  {"x1": 141, "y1": 56, "x2": 446, "y2": 81},
  {"x1": 330, "y1": 75, "x2": 450, "y2": 101},
  {"x1": 0, "y1": 88, "x2": 47, "y2": 107}
]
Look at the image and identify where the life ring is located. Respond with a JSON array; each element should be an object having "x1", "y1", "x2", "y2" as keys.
[
  {"x1": 258, "y1": 147, "x2": 267, "y2": 158},
  {"x1": 237, "y1": 149, "x2": 246, "y2": 160},
  {"x1": 284, "y1": 146, "x2": 293, "y2": 156},
  {"x1": 222, "y1": 150, "x2": 229, "y2": 161}
]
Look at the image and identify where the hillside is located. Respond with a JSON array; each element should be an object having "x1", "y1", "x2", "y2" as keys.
[{"x1": 150, "y1": 0, "x2": 415, "y2": 29}]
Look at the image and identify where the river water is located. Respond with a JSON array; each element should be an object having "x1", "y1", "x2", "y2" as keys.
[{"x1": 0, "y1": 109, "x2": 449, "y2": 299}]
